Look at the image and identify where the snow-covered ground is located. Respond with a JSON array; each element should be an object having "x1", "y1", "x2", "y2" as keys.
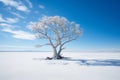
[{"x1": 0, "y1": 52, "x2": 120, "y2": 80}]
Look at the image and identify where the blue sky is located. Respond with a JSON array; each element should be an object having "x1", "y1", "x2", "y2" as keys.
[{"x1": 0, "y1": 0, "x2": 120, "y2": 51}]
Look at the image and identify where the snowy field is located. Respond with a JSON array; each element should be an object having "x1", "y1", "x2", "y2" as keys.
[{"x1": 0, "y1": 52, "x2": 120, "y2": 80}]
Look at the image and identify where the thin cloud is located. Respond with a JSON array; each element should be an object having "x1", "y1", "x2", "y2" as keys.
[
  {"x1": 25, "y1": 0, "x2": 32, "y2": 8},
  {"x1": 27, "y1": 21, "x2": 37, "y2": 30},
  {"x1": 11, "y1": 12, "x2": 25, "y2": 19},
  {"x1": 39, "y1": 4, "x2": 45, "y2": 9},
  {"x1": 0, "y1": 14, "x2": 6, "y2": 22},
  {"x1": 0, "y1": 14, "x2": 19, "y2": 24},
  {"x1": 6, "y1": 18, "x2": 19, "y2": 23},
  {"x1": 0, "y1": 23, "x2": 12, "y2": 27},
  {"x1": 0, "y1": 45, "x2": 34, "y2": 49},
  {"x1": 35, "y1": 11, "x2": 39, "y2": 14},
  {"x1": 2, "y1": 28, "x2": 36, "y2": 40},
  {"x1": 0, "y1": 0, "x2": 30, "y2": 12}
]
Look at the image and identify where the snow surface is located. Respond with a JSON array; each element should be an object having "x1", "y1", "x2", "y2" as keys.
[{"x1": 0, "y1": 52, "x2": 120, "y2": 80}]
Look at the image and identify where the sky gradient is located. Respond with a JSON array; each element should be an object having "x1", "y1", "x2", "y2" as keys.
[{"x1": 0, "y1": 0, "x2": 120, "y2": 51}]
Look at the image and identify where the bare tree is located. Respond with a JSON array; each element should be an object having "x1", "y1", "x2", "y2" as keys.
[{"x1": 31, "y1": 16, "x2": 83, "y2": 59}]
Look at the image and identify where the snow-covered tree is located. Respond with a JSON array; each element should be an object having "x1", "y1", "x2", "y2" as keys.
[{"x1": 31, "y1": 16, "x2": 83, "y2": 59}]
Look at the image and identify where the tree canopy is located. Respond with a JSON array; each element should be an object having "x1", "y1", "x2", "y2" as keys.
[{"x1": 31, "y1": 16, "x2": 83, "y2": 59}]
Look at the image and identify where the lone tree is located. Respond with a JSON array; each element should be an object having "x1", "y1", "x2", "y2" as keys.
[{"x1": 31, "y1": 16, "x2": 83, "y2": 59}]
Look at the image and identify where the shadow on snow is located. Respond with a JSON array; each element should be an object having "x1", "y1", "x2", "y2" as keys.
[
  {"x1": 33, "y1": 57, "x2": 120, "y2": 66},
  {"x1": 63, "y1": 57, "x2": 120, "y2": 66}
]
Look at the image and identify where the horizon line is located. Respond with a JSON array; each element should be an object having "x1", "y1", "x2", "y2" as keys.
[{"x1": 0, "y1": 50, "x2": 120, "y2": 53}]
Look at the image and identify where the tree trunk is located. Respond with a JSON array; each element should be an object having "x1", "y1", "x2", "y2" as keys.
[
  {"x1": 58, "y1": 47, "x2": 62, "y2": 56},
  {"x1": 53, "y1": 47, "x2": 57, "y2": 59},
  {"x1": 52, "y1": 47, "x2": 62, "y2": 59}
]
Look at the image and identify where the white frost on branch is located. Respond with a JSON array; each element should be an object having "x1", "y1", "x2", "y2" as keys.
[
  {"x1": 31, "y1": 15, "x2": 83, "y2": 59},
  {"x1": 32, "y1": 16, "x2": 82, "y2": 35}
]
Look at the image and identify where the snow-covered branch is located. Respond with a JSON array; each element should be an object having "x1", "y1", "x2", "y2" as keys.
[{"x1": 31, "y1": 16, "x2": 83, "y2": 59}]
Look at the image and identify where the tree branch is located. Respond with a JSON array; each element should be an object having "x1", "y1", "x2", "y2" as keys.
[
  {"x1": 61, "y1": 36, "x2": 78, "y2": 47},
  {"x1": 35, "y1": 43, "x2": 51, "y2": 47},
  {"x1": 36, "y1": 30, "x2": 55, "y2": 48}
]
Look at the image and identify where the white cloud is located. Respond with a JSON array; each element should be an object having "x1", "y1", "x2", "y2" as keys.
[
  {"x1": 0, "y1": 23, "x2": 12, "y2": 27},
  {"x1": 6, "y1": 17, "x2": 19, "y2": 23},
  {"x1": 39, "y1": 4, "x2": 45, "y2": 9},
  {"x1": 0, "y1": 14, "x2": 19, "y2": 23},
  {"x1": 0, "y1": 45, "x2": 34, "y2": 49},
  {"x1": 100, "y1": 48, "x2": 120, "y2": 51},
  {"x1": 0, "y1": 0, "x2": 30, "y2": 12},
  {"x1": 27, "y1": 21, "x2": 37, "y2": 30},
  {"x1": 0, "y1": 14, "x2": 6, "y2": 22},
  {"x1": 11, "y1": 12, "x2": 25, "y2": 19},
  {"x1": 35, "y1": 11, "x2": 39, "y2": 14},
  {"x1": 25, "y1": 0, "x2": 32, "y2": 8},
  {"x1": 2, "y1": 28, "x2": 36, "y2": 40}
]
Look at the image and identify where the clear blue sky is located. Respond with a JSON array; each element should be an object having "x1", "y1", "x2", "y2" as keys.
[{"x1": 0, "y1": 0, "x2": 120, "y2": 51}]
